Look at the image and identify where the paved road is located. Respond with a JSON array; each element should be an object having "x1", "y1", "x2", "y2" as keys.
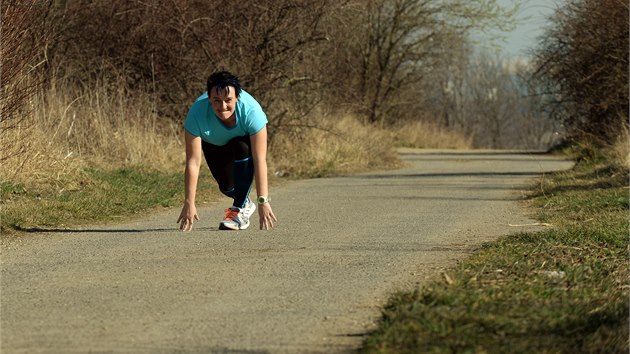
[{"x1": 0, "y1": 149, "x2": 573, "y2": 354}]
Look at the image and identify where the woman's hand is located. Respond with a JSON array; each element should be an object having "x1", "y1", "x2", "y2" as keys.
[
  {"x1": 258, "y1": 203, "x2": 277, "y2": 230},
  {"x1": 177, "y1": 203, "x2": 199, "y2": 231}
]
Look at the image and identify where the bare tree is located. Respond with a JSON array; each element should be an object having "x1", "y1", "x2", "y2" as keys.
[
  {"x1": 433, "y1": 50, "x2": 560, "y2": 149},
  {"x1": 332, "y1": 0, "x2": 516, "y2": 125}
]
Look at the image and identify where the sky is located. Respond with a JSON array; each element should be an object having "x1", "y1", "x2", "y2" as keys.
[{"x1": 476, "y1": 0, "x2": 562, "y2": 59}]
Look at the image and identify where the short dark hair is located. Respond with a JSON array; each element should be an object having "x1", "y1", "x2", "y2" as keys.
[{"x1": 207, "y1": 71, "x2": 242, "y2": 98}]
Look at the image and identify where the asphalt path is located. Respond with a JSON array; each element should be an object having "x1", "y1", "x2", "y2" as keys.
[{"x1": 0, "y1": 149, "x2": 574, "y2": 354}]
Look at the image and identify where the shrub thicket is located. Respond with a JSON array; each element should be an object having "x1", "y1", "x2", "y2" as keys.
[
  {"x1": 38, "y1": 0, "x2": 347, "y2": 125},
  {"x1": 534, "y1": 0, "x2": 629, "y2": 147},
  {"x1": 34, "y1": 1, "x2": 514, "y2": 126}
]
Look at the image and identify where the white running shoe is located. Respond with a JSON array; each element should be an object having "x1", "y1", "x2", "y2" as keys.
[
  {"x1": 242, "y1": 197, "x2": 257, "y2": 219},
  {"x1": 219, "y1": 206, "x2": 250, "y2": 230}
]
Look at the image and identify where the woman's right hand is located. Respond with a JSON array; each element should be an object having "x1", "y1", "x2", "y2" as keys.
[{"x1": 177, "y1": 203, "x2": 199, "y2": 232}]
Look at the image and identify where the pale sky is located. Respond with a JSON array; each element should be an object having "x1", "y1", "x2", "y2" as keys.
[{"x1": 476, "y1": 0, "x2": 562, "y2": 59}]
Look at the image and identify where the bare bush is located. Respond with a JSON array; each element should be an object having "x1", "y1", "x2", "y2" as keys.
[
  {"x1": 39, "y1": 1, "x2": 517, "y2": 129},
  {"x1": 534, "y1": 0, "x2": 629, "y2": 146},
  {"x1": 2, "y1": 0, "x2": 536, "y2": 187},
  {"x1": 42, "y1": 0, "x2": 341, "y2": 127},
  {"x1": 454, "y1": 54, "x2": 560, "y2": 149}
]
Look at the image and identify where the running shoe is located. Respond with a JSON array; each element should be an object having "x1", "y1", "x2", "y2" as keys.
[
  {"x1": 242, "y1": 197, "x2": 257, "y2": 219},
  {"x1": 219, "y1": 206, "x2": 250, "y2": 230}
]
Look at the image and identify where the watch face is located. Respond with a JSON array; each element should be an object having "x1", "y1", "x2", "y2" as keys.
[{"x1": 257, "y1": 196, "x2": 267, "y2": 203}]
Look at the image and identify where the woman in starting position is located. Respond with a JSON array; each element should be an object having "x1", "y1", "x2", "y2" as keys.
[{"x1": 177, "y1": 71, "x2": 277, "y2": 231}]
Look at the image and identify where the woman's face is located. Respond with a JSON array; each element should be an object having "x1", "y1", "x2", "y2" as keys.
[{"x1": 209, "y1": 86, "x2": 238, "y2": 122}]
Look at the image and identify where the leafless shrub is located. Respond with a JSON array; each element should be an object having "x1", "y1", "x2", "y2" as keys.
[
  {"x1": 451, "y1": 54, "x2": 561, "y2": 149},
  {"x1": 394, "y1": 44, "x2": 561, "y2": 150},
  {"x1": 41, "y1": 0, "x2": 341, "y2": 128},
  {"x1": 533, "y1": 0, "x2": 629, "y2": 146},
  {"x1": 39, "y1": 1, "x2": 517, "y2": 129}
]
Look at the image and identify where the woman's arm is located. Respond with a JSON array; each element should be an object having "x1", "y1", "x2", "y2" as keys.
[
  {"x1": 177, "y1": 131, "x2": 202, "y2": 231},
  {"x1": 250, "y1": 126, "x2": 277, "y2": 230}
]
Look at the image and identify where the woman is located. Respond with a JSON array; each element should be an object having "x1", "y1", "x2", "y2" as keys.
[{"x1": 177, "y1": 71, "x2": 277, "y2": 231}]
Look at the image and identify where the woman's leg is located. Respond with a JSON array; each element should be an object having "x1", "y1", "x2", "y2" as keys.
[
  {"x1": 201, "y1": 140, "x2": 235, "y2": 199},
  {"x1": 227, "y1": 137, "x2": 255, "y2": 209},
  {"x1": 201, "y1": 136, "x2": 254, "y2": 209}
]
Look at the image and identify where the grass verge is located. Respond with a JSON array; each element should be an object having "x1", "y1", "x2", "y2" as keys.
[
  {"x1": 360, "y1": 158, "x2": 629, "y2": 353},
  {"x1": 0, "y1": 166, "x2": 221, "y2": 235}
]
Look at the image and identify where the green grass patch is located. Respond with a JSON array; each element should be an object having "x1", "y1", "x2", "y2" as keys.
[
  {"x1": 360, "y1": 160, "x2": 629, "y2": 353},
  {"x1": 1, "y1": 166, "x2": 220, "y2": 234}
]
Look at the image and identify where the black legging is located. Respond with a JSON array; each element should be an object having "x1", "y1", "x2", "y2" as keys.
[{"x1": 201, "y1": 136, "x2": 254, "y2": 209}]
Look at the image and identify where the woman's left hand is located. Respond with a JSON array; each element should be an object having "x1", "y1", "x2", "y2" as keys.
[{"x1": 258, "y1": 203, "x2": 277, "y2": 230}]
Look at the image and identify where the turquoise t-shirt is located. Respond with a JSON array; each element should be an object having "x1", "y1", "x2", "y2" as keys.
[{"x1": 184, "y1": 90, "x2": 268, "y2": 146}]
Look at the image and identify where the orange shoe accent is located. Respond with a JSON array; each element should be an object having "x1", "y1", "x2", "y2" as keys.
[{"x1": 223, "y1": 208, "x2": 239, "y2": 221}]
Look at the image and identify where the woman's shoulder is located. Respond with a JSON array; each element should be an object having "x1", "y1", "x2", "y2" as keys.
[
  {"x1": 190, "y1": 92, "x2": 209, "y2": 109},
  {"x1": 193, "y1": 92, "x2": 209, "y2": 104},
  {"x1": 238, "y1": 90, "x2": 267, "y2": 128},
  {"x1": 239, "y1": 90, "x2": 263, "y2": 109},
  {"x1": 186, "y1": 93, "x2": 209, "y2": 122}
]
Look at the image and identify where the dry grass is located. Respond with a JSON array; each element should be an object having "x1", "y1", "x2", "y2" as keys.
[
  {"x1": 269, "y1": 115, "x2": 403, "y2": 178},
  {"x1": 609, "y1": 125, "x2": 629, "y2": 169},
  {"x1": 0, "y1": 79, "x2": 183, "y2": 191},
  {"x1": 390, "y1": 120, "x2": 473, "y2": 149}
]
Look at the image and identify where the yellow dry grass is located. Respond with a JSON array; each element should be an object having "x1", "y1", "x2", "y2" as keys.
[
  {"x1": 390, "y1": 120, "x2": 472, "y2": 149},
  {"x1": 269, "y1": 115, "x2": 402, "y2": 178},
  {"x1": 1, "y1": 80, "x2": 183, "y2": 190},
  {"x1": 609, "y1": 125, "x2": 629, "y2": 169}
]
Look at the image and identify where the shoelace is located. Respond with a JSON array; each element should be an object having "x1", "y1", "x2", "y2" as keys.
[{"x1": 223, "y1": 208, "x2": 239, "y2": 221}]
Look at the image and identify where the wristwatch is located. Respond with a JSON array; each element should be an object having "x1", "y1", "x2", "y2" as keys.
[{"x1": 257, "y1": 196, "x2": 269, "y2": 204}]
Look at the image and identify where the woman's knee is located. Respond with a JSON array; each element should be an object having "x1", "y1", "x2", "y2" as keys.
[{"x1": 229, "y1": 137, "x2": 252, "y2": 160}]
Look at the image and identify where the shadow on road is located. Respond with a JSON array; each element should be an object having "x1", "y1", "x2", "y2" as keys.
[
  {"x1": 398, "y1": 150, "x2": 551, "y2": 156},
  {"x1": 358, "y1": 171, "x2": 548, "y2": 179},
  {"x1": 14, "y1": 226, "x2": 220, "y2": 234}
]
